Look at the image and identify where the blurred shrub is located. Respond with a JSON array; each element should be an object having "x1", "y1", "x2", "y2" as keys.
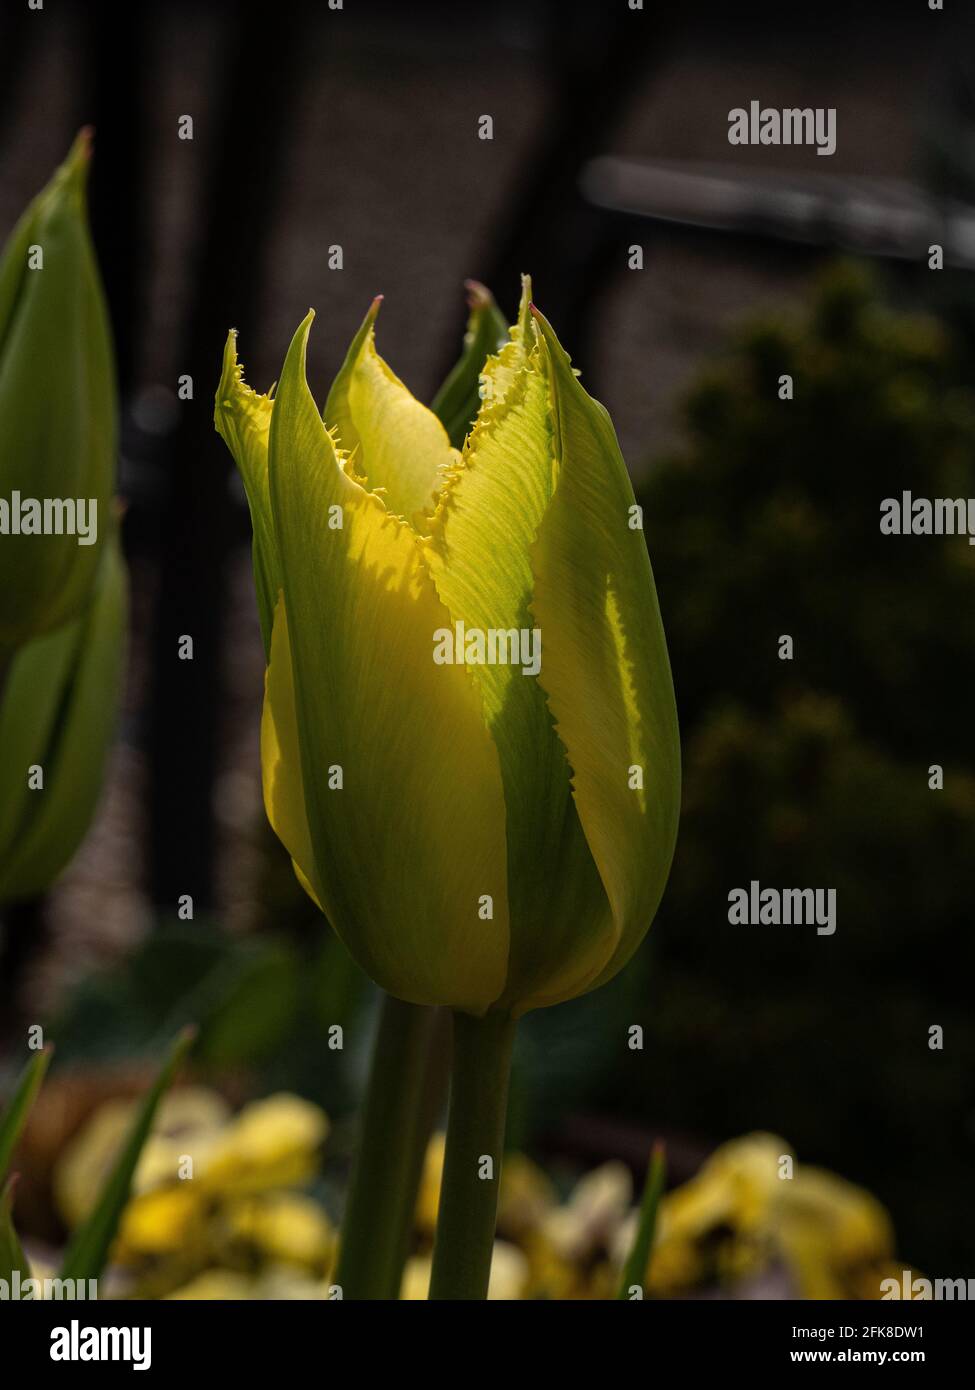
[{"x1": 601, "y1": 264, "x2": 975, "y2": 1273}]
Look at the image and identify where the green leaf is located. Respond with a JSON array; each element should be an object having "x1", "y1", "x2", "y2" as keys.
[
  {"x1": 0, "y1": 1176, "x2": 30, "y2": 1283},
  {"x1": 430, "y1": 280, "x2": 509, "y2": 447},
  {"x1": 617, "y1": 1141, "x2": 666, "y2": 1299},
  {"x1": 0, "y1": 531, "x2": 127, "y2": 902},
  {"x1": 0, "y1": 129, "x2": 117, "y2": 646},
  {"x1": 0, "y1": 1046, "x2": 52, "y2": 1181},
  {"x1": 59, "y1": 1027, "x2": 195, "y2": 1282}
]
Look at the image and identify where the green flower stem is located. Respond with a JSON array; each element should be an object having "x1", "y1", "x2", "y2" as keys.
[
  {"x1": 428, "y1": 1008, "x2": 516, "y2": 1300},
  {"x1": 337, "y1": 994, "x2": 438, "y2": 1299},
  {"x1": 393, "y1": 1006, "x2": 452, "y2": 1281}
]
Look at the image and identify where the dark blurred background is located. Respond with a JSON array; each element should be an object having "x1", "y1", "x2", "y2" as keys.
[{"x1": 0, "y1": 0, "x2": 973, "y2": 1276}]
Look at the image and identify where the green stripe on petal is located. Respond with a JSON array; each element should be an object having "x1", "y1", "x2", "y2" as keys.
[
  {"x1": 324, "y1": 300, "x2": 459, "y2": 532},
  {"x1": 528, "y1": 307, "x2": 681, "y2": 996},
  {"x1": 425, "y1": 346, "x2": 615, "y2": 1017},
  {"x1": 268, "y1": 312, "x2": 509, "y2": 1014}
]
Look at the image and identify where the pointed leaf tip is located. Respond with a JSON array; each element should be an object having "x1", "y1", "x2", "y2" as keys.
[
  {"x1": 69, "y1": 126, "x2": 94, "y2": 164},
  {"x1": 289, "y1": 311, "x2": 315, "y2": 359},
  {"x1": 464, "y1": 279, "x2": 492, "y2": 310},
  {"x1": 0, "y1": 1046, "x2": 54, "y2": 1183},
  {"x1": 617, "y1": 1141, "x2": 666, "y2": 1299},
  {"x1": 63, "y1": 128, "x2": 94, "y2": 190}
]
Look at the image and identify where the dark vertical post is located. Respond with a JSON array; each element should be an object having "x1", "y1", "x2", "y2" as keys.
[{"x1": 146, "y1": 0, "x2": 309, "y2": 917}]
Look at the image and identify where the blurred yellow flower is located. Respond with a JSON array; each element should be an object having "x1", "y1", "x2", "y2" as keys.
[
  {"x1": 771, "y1": 1166, "x2": 894, "y2": 1299},
  {"x1": 541, "y1": 1161, "x2": 632, "y2": 1265},
  {"x1": 166, "y1": 1269, "x2": 255, "y2": 1300},
  {"x1": 54, "y1": 1090, "x2": 901, "y2": 1303},
  {"x1": 54, "y1": 1087, "x2": 230, "y2": 1258},
  {"x1": 54, "y1": 1086, "x2": 329, "y2": 1274},
  {"x1": 201, "y1": 1094, "x2": 328, "y2": 1196},
  {"x1": 223, "y1": 1193, "x2": 336, "y2": 1273},
  {"x1": 633, "y1": 1133, "x2": 896, "y2": 1299},
  {"x1": 496, "y1": 1153, "x2": 556, "y2": 1241},
  {"x1": 414, "y1": 1132, "x2": 446, "y2": 1237},
  {"x1": 168, "y1": 1265, "x2": 337, "y2": 1301},
  {"x1": 117, "y1": 1185, "x2": 202, "y2": 1258}
]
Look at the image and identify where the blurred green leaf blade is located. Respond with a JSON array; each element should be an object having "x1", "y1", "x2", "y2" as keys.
[
  {"x1": 617, "y1": 1141, "x2": 666, "y2": 1299},
  {"x1": 0, "y1": 1045, "x2": 52, "y2": 1181},
  {"x1": 0, "y1": 1176, "x2": 30, "y2": 1283},
  {"x1": 59, "y1": 1027, "x2": 195, "y2": 1282}
]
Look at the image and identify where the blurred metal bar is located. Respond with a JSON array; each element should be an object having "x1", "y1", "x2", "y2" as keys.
[{"x1": 582, "y1": 155, "x2": 972, "y2": 266}]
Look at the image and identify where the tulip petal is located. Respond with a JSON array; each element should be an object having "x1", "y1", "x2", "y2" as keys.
[
  {"x1": 528, "y1": 308, "x2": 680, "y2": 991},
  {"x1": 215, "y1": 332, "x2": 278, "y2": 657},
  {"x1": 324, "y1": 299, "x2": 459, "y2": 531},
  {"x1": 268, "y1": 313, "x2": 509, "y2": 1013},
  {"x1": 425, "y1": 328, "x2": 616, "y2": 1015}
]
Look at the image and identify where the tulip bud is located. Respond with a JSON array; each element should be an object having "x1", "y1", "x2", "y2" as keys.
[
  {"x1": 0, "y1": 131, "x2": 116, "y2": 650},
  {"x1": 216, "y1": 278, "x2": 680, "y2": 1016},
  {"x1": 0, "y1": 527, "x2": 127, "y2": 903}
]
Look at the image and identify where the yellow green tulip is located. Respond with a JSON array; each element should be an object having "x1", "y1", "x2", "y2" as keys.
[
  {"x1": 216, "y1": 277, "x2": 679, "y2": 1017},
  {"x1": 217, "y1": 275, "x2": 680, "y2": 1299}
]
